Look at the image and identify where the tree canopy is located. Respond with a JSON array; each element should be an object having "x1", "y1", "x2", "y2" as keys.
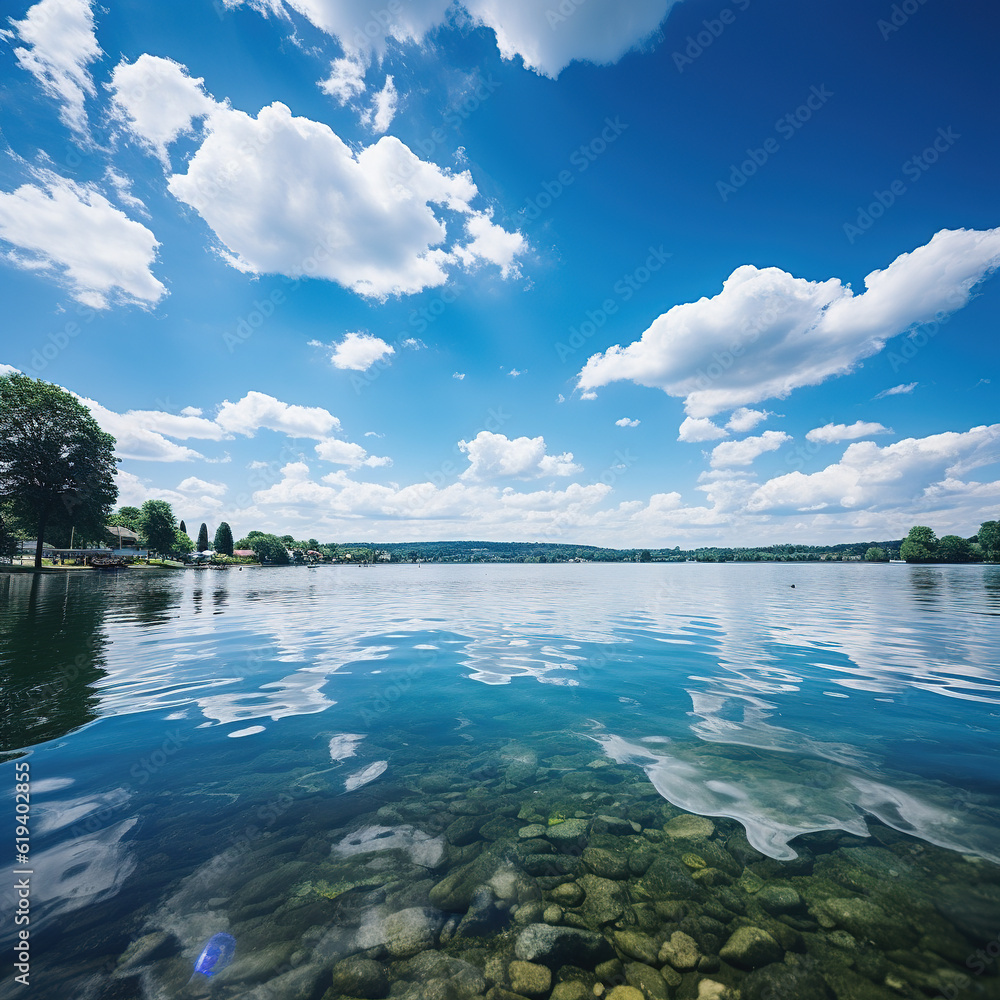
[
  {"x1": 980, "y1": 521, "x2": 1000, "y2": 562},
  {"x1": 0, "y1": 372, "x2": 118, "y2": 567},
  {"x1": 196, "y1": 522, "x2": 210, "y2": 552},
  {"x1": 900, "y1": 525, "x2": 938, "y2": 563},
  {"x1": 138, "y1": 500, "x2": 179, "y2": 556},
  {"x1": 245, "y1": 531, "x2": 290, "y2": 565},
  {"x1": 214, "y1": 521, "x2": 234, "y2": 556}
]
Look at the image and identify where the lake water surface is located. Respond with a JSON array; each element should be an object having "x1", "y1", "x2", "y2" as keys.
[{"x1": 2, "y1": 563, "x2": 999, "y2": 1000}]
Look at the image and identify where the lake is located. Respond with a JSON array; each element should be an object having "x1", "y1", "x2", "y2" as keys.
[{"x1": 2, "y1": 562, "x2": 999, "y2": 999}]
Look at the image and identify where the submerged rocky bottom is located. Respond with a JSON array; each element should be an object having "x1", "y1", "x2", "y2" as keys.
[{"x1": 83, "y1": 734, "x2": 1000, "y2": 1000}]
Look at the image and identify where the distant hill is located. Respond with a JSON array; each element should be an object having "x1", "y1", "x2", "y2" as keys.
[{"x1": 333, "y1": 539, "x2": 907, "y2": 563}]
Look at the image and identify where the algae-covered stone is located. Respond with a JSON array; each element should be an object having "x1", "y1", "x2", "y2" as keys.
[
  {"x1": 547, "y1": 818, "x2": 589, "y2": 844},
  {"x1": 612, "y1": 929, "x2": 659, "y2": 966},
  {"x1": 657, "y1": 930, "x2": 700, "y2": 971},
  {"x1": 577, "y1": 874, "x2": 629, "y2": 925},
  {"x1": 327, "y1": 956, "x2": 389, "y2": 999},
  {"x1": 736, "y1": 868, "x2": 764, "y2": 894},
  {"x1": 583, "y1": 847, "x2": 630, "y2": 881},
  {"x1": 551, "y1": 881, "x2": 585, "y2": 907},
  {"x1": 756, "y1": 884, "x2": 802, "y2": 915},
  {"x1": 719, "y1": 926, "x2": 783, "y2": 969},
  {"x1": 606, "y1": 987, "x2": 644, "y2": 1000},
  {"x1": 812, "y1": 897, "x2": 909, "y2": 950},
  {"x1": 381, "y1": 907, "x2": 444, "y2": 958},
  {"x1": 446, "y1": 814, "x2": 482, "y2": 846},
  {"x1": 515, "y1": 923, "x2": 613, "y2": 969},
  {"x1": 543, "y1": 904, "x2": 563, "y2": 924},
  {"x1": 663, "y1": 815, "x2": 714, "y2": 840},
  {"x1": 509, "y1": 960, "x2": 552, "y2": 997},
  {"x1": 636, "y1": 856, "x2": 699, "y2": 901},
  {"x1": 551, "y1": 983, "x2": 591, "y2": 1000},
  {"x1": 519, "y1": 824, "x2": 547, "y2": 840},
  {"x1": 624, "y1": 962, "x2": 669, "y2": 1000},
  {"x1": 741, "y1": 962, "x2": 835, "y2": 1000}
]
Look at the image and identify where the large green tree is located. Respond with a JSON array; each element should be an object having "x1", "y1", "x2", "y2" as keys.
[
  {"x1": 196, "y1": 522, "x2": 210, "y2": 552},
  {"x1": 138, "y1": 500, "x2": 178, "y2": 556},
  {"x1": 0, "y1": 372, "x2": 118, "y2": 568},
  {"x1": 979, "y1": 521, "x2": 1000, "y2": 562},
  {"x1": 864, "y1": 546, "x2": 887, "y2": 562},
  {"x1": 109, "y1": 506, "x2": 142, "y2": 531},
  {"x1": 900, "y1": 525, "x2": 938, "y2": 563},
  {"x1": 214, "y1": 521, "x2": 234, "y2": 556},
  {"x1": 937, "y1": 535, "x2": 973, "y2": 563},
  {"x1": 247, "y1": 531, "x2": 290, "y2": 565}
]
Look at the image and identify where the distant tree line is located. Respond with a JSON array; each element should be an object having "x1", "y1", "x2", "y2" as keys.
[{"x1": 898, "y1": 522, "x2": 998, "y2": 563}]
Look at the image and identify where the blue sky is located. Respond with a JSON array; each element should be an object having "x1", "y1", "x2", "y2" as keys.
[{"x1": 1, "y1": 0, "x2": 997, "y2": 546}]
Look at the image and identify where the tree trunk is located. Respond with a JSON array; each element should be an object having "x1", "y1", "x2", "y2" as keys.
[{"x1": 34, "y1": 515, "x2": 46, "y2": 570}]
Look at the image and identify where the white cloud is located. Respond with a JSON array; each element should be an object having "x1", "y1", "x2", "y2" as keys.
[
  {"x1": 328, "y1": 332, "x2": 394, "y2": 371},
  {"x1": 314, "y1": 438, "x2": 390, "y2": 469},
  {"x1": 453, "y1": 372, "x2": 466, "y2": 380},
  {"x1": 453, "y1": 210, "x2": 527, "y2": 279},
  {"x1": 875, "y1": 382, "x2": 917, "y2": 399},
  {"x1": 678, "y1": 416, "x2": 728, "y2": 443},
  {"x1": 227, "y1": 0, "x2": 681, "y2": 80},
  {"x1": 79, "y1": 396, "x2": 204, "y2": 461},
  {"x1": 166, "y1": 100, "x2": 525, "y2": 298},
  {"x1": 177, "y1": 477, "x2": 227, "y2": 497},
  {"x1": 7, "y1": 0, "x2": 101, "y2": 136},
  {"x1": 123, "y1": 409, "x2": 231, "y2": 440},
  {"x1": 215, "y1": 391, "x2": 341, "y2": 438},
  {"x1": 104, "y1": 169, "x2": 147, "y2": 215},
  {"x1": 366, "y1": 75, "x2": 398, "y2": 133},
  {"x1": 458, "y1": 431, "x2": 582, "y2": 480},
  {"x1": 615, "y1": 417, "x2": 640, "y2": 428},
  {"x1": 319, "y1": 54, "x2": 367, "y2": 102},
  {"x1": 726, "y1": 407, "x2": 771, "y2": 433},
  {"x1": 710, "y1": 431, "x2": 792, "y2": 468},
  {"x1": 748, "y1": 426, "x2": 1000, "y2": 514},
  {"x1": 0, "y1": 170, "x2": 166, "y2": 308},
  {"x1": 578, "y1": 229, "x2": 1000, "y2": 417},
  {"x1": 108, "y1": 54, "x2": 216, "y2": 164},
  {"x1": 806, "y1": 421, "x2": 893, "y2": 444}
]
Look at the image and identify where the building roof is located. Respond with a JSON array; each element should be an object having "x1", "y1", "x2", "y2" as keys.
[
  {"x1": 106, "y1": 525, "x2": 139, "y2": 542},
  {"x1": 233, "y1": 549, "x2": 255, "y2": 557}
]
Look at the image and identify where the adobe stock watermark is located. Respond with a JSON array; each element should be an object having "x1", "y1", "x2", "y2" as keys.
[
  {"x1": 555, "y1": 246, "x2": 672, "y2": 362},
  {"x1": 672, "y1": 0, "x2": 751, "y2": 72},
  {"x1": 842, "y1": 127, "x2": 959, "y2": 244},
  {"x1": 716, "y1": 84, "x2": 833, "y2": 201},
  {"x1": 878, "y1": 0, "x2": 932, "y2": 40},
  {"x1": 521, "y1": 117, "x2": 629, "y2": 221}
]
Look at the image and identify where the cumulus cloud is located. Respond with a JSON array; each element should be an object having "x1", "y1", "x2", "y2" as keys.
[
  {"x1": 215, "y1": 391, "x2": 341, "y2": 438},
  {"x1": 314, "y1": 438, "x2": 390, "y2": 469},
  {"x1": 177, "y1": 477, "x2": 227, "y2": 497},
  {"x1": 726, "y1": 407, "x2": 771, "y2": 433},
  {"x1": 327, "y1": 332, "x2": 395, "y2": 371},
  {"x1": 120, "y1": 408, "x2": 231, "y2": 440},
  {"x1": 79, "y1": 396, "x2": 204, "y2": 461},
  {"x1": 710, "y1": 431, "x2": 792, "y2": 468},
  {"x1": 875, "y1": 382, "x2": 917, "y2": 399},
  {"x1": 0, "y1": 170, "x2": 166, "y2": 308},
  {"x1": 226, "y1": 0, "x2": 681, "y2": 80},
  {"x1": 108, "y1": 54, "x2": 216, "y2": 164},
  {"x1": 366, "y1": 75, "x2": 398, "y2": 133},
  {"x1": 7, "y1": 0, "x2": 101, "y2": 136},
  {"x1": 616, "y1": 417, "x2": 640, "y2": 428},
  {"x1": 678, "y1": 416, "x2": 728, "y2": 443},
  {"x1": 319, "y1": 54, "x2": 367, "y2": 102},
  {"x1": 748, "y1": 426, "x2": 1000, "y2": 514},
  {"x1": 453, "y1": 372, "x2": 466, "y2": 380},
  {"x1": 806, "y1": 421, "x2": 893, "y2": 444},
  {"x1": 458, "y1": 431, "x2": 582, "y2": 480},
  {"x1": 577, "y1": 229, "x2": 1000, "y2": 417},
  {"x1": 165, "y1": 99, "x2": 525, "y2": 298}
]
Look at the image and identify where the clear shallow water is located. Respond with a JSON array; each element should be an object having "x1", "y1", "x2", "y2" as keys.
[{"x1": 2, "y1": 563, "x2": 999, "y2": 999}]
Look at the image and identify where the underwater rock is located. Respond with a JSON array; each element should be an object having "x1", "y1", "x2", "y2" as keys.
[
  {"x1": 395, "y1": 950, "x2": 487, "y2": 996},
  {"x1": 514, "y1": 924, "x2": 614, "y2": 969},
  {"x1": 624, "y1": 961, "x2": 669, "y2": 1000},
  {"x1": 611, "y1": 929, "x2": 659, "y2": 966},
  {"x1": 487, "y1": 988, "x2": 533, "y2": 1000},
  {"x1": 741, "y1": 962, "x2": 835, "y2": 1000},
  {"x1": 117, "y1": 931, "x2": 177, "y2": 970},
  {"x1": 663, "y1": 816, "x2": 715, "y2": 841},
  {"x1": 327, "y1": 956, "x2": 389, "y2": 999},
  {"x1": 456, "y1": 886, "x2": 510, "y2": 938},
  {"x1": 380, "y1": 907, "x2": 445, "y2": 959},
  {"x1": 657, "y1": 930, "x2": 700, "y2": 971},
  {"x1": 508, "y1": 959, "x2": 552, "y2": 997},
  {"x1": 446, "y1": 815, "x2": 483, "y2": 846},
  {"x1": 583, "y1": 847, "x2": 630, "y2": 881},
  {"x1": 606, "y1": 987, "x2": 644, "y2": 1000},
  {"x1": 576, "y1": 874, "x2": 630, "y2": 925},
  {"x1": 719, "y1": 926, "x2": 783, "y2": 969},
  {"x1": 543, "y1": 904, "x2": 563, "y2": 924},
  {"x1": 635, "y1": 856, "x2": 701, "y2": 901},
  {"x1": 756, "y1": 885, "x2": 803, "y2": 915},
  {"x1": 429, "y1": 847, "x2": 508, "y2": 912},
  {"x1": 811, "y1": 897, "x2": 910, "y2": 950},
  {"x1": 546, "y1": 819, "x2": 589, "y2": 845},
  {"x1": 594, "y1": 815, "x2": 641, "y2": 837},
  {"x1": 550, "y1": 983, "x2": 591, "y2": 1000},
  {"x1": 550, "y1": 881, "x2": 585, "y2": 907},
  {"x1": 519, "y1": 824, "x2": 547, "y2": 840}
]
